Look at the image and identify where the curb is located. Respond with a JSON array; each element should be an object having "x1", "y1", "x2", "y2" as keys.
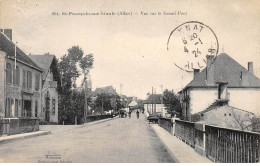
[
  {"x1": 0, "y1": 131, "x2": 51, "y2": 144},
  {"x1": 149, "y1": 124, "x2": 180, "y2": 163},
  {"x1": 80, "y1": 116, "x2": 119, "y2": 127}
]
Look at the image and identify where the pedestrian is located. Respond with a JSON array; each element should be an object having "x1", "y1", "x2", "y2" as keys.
[
  {"x1": 128, "y1": 110, "x2": 131, "y2": 118},
  {"x1": 136, "y1": 110, "x2": 139, "y2": 119}
]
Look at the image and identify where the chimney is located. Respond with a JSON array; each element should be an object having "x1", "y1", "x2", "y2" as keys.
[
  {"x1": 193, "y1": 69, "x2": 200, "y2": 79},
  {"x1": 0, "y1": 29, "x2": 12, "y2": 41},
  {"x1": 206, "y1": 55, "x2": 215, "y2": 85},
  {"x1": 241, "y1": 71, "x2": 249, "y2": 86},
  {"x1": 217, "y1": 82, "x2": 228, "y2": 100},
  {"x1": 248, "y1": 62, "x2": 254, "y2": 74}
]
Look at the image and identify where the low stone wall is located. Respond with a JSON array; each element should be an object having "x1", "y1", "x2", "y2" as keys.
[
  {"x1": 0, "y1": 118, "x2": 39, "y2": 136},
  {"x1": 85, "y1": 114, "x2": 112, "y2": 123}
]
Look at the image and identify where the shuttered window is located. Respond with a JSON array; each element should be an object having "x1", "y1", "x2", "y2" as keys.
[
  {"x1": 23, "y1": 69, "x2": 27, "y2": 87},
  {"x1": 52, "y1": 99, "x2": 55, "y2": 115},
  {"x1": 27, "y1": 71, "x2": 32, "y2": 89},
  {"x1": 13, "y1": 66, "x2": 20, "y2": 85},
  {"x1": 6, "y1": 63, "x2": 12, "y2": 83},
  {"x1": 35, "y1": 73, "x2": 40, "y2": 91}
]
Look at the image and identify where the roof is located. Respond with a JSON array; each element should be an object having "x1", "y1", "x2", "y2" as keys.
[
  {"x1": 28, "y1": 54, "x2": 54, "y2": 80},
  {"x1": 194, "y1": 103, "x2": 254, "y2": 116},
  {"x1": 144, "y1": 94, "x2": 162, "y2": 104},
  {"x1": 94, "y1": 86, "x2": 117, "y2": 95},
  {"x1": 0, "y1": 32, "x2": 42, "y2": 71},
  {"x1": 128, "y1": 100, "x2": 138, "y2": 107},
  {"x1": 184, "y1": 53, "x2": 260, "y2": 90},
  {"x1": 195, "y1": 105, "x2": 255, "y2": 131}
]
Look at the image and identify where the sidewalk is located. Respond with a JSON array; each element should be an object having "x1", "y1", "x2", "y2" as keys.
[
  {"x1": 0, "y1": 131, "x2": 51, "y2": 144},
  {"x1": 150, "y1": 124, "x2": 212, "y2": 163},
  {"x1": 40, "y1": 116, "x2": 119, "y2": 134},
  {"x1": 1, "y1": 116, "x2": 118, "y2": 144}
]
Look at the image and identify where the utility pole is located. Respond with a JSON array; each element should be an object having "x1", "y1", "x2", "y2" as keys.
[
  {"x1": 154, "y1": 88, "x2": 156, "y2": 114},
  {"x1": 160, "y1": 85, "x2": 163, "y2": 113},
  {"x1": 120, "y1": 84, "x2": 123, "y2": 96},
  {"x1": 152, "y1": 87, "x2": 154, "y2": 115},
  {"x1": 84, "y1": 73, "x2": 88, "y2": 123}
]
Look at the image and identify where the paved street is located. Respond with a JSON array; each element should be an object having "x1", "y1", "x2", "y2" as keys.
[{"x1": 0, "y1": 113, "x2": 175, "y2": 163}]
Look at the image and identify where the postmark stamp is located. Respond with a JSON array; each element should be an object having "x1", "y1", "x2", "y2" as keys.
[{"x1": 167, "y1": 21, "x2": 219, "y2": 72}]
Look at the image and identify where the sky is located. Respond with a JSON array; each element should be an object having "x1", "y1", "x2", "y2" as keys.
[{"x1": 0, "y1": 0, "x2": 260, "y2": 99}]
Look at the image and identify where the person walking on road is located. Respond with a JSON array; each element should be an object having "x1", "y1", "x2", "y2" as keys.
[
  {"x1": 136, "y1": 110, "x2": 140, "y2": 119},
  {"x1": 128, "y1": 110, "x2": 131, "y2": 118}
]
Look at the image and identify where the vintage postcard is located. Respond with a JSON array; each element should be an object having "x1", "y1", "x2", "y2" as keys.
[{"x1": 0, "y1": 0, "x2": 259, "y2": 163}]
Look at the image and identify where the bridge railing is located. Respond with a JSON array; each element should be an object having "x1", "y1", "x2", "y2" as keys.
[
  {"x1": 158, "y1": 117, "x2": 173, "y2": 134},
  {"x1": 205, "y1": 125, "x2": 260, "y2": 163},
  {"x1": 173, "y1": 119, "x2": 260, "y2": 163},
  {"x1": 175, "y1": 120, "x2": 195, "y2": 147}
]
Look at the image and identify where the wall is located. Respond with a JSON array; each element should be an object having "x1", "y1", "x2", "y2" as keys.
[
  {"x1": 41, "y1": 70, "x2": 58, "y2": 123},
  {"x1": 188, "y1": 87, "x2": 260, "y2": 119},
  {"x1": 144, "y1": 103, "x2": 167, "y2": 116},
  {"x1": 201, "y1": 105, "x2": 253, "y2": 131},
  {"x1": 228, "y1": 88, "x2": 260, "y2": 115},
  {"x1": 189, "y1": 88, "x2": 218, "y2": 115},
  {"x1": 0, "y1": 51, "x2": 6, "y2": 117},
  {"x1": 4, "y1": 58, "x2": 42, "y2": 118}
]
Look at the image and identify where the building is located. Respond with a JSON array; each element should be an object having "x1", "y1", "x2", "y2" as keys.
[
  {"x1": 191, "y1": 95, "x2": 255, "y2": 131},
  {"x1": 0, "y1": 30, "x2": 43, "y2": 134},
  {"x1": 180, "y1": 53, "x2": 260, "y2": 121},
  {"x1": 28, "y1": 54, "x2": 59, "y2": 124},
  {"x1": 94, "y1": 86, "x2": 117, "y2": 95},
  {"x1": 144, "y1": 94, "x2": 167, "y2": 116}
]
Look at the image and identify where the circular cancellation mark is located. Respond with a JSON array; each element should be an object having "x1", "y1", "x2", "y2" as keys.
[{"x1": 167, "y1": 21, "x2": 219, "y2": 72}]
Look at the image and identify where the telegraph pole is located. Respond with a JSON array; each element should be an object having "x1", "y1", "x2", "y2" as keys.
[
  {"x1": 152, "y1": 87, "x2": 154, "y2": 115},
  {"x1": 154, "y1": 88, "x2": 156, "y2": 114},
  {"x1": 84, "y1": 73, "x2": 88, "y2": 122},
  {"x1": 120, "y1": 84, "x2": 123, "y2": 96},
  {"x1": 160, "y1": 85, "x2": 163, "y2": 113}
]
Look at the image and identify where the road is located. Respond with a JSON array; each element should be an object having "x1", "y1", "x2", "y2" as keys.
[{"x1": 0, "y1": 113, "x2": 175, "y2": 163}]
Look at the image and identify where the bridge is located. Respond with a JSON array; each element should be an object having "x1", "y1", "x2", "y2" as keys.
[{"x1": 0, "y1": 112, "x2": 259, "y2": 163}]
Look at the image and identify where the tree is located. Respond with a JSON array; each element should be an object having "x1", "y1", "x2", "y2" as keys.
[
  {"x1": 162, "y1": 89, "x2": 182, "y2": 117},
  {"x1": 58, "y1": 45, "x2": 94, "y2": 124},
  {"x1": 79, "y1": 53, "x2": 94, "y2": 118},
  {"x1": 95, "y1": 93, "x2": 113, "y2": 114},
  {"x1": 224, "y1": 110, "x2": 260, "y2": 132}
]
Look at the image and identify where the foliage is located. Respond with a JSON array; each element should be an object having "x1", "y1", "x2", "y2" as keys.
[
  {"x1": 58, "y1": 45, "x2": 94, "y2": 124},
  {"x1": 50, "y1": 55, "x2": 62, "y2": 93},
  {"x1": 95, "y1": 93, "x2": 113, "y2": 112},
  {"x1": 94, "y1": 93, "x2": 124, "y2": 114},
  {"x1": 162, "y1": 89, "x2": 182, "y2": 117}
]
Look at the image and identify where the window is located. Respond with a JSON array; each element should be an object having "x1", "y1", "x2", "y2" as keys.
[
  {"x1": 27, "y1": 71, "x2": 32, "y2": 89},
  {"x1": 23, "y1": 69, "x2": 27, "y2": 87},
  {"x1": 35, "y1": 101, "x2": 38, "y2": 117},
  {"x1": 15, "y1": 99, "x2": 18, "y2": 117},
  {"x1": 35, "y1": 73, "x2": 40, "y2": 91},
  {"x1": 5, "y1": 98, "x2": 13, "y2": 117},
  {"x1": 52, "y1": 99, "x2": 55, "y2": 115},
  {"x1": 6, "y1": 63, "x2": 12, "y2": 83},
  {"x1": 13, "y1": 66, "x2": 20, "y2": 85}
]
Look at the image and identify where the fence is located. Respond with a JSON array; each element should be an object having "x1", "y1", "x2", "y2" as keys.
[
  {"x1": 205, "y1": 125, "x2": 260, "y2": 163},
  {"x1": 158, "y1": 117, "x2": 173, "y2": 134},
  {"x1": 175, "y1": 120, "x2": 195, "y2": 147},
  {"x1": 85, "y1": 114, "x2": 112, "y2": 123},
  {"x1": 173, "y1": 119, "x2": 260, "y2": 163},
  {"x1": 0, "y1": 118, "x2": 39, "y2": 136}
]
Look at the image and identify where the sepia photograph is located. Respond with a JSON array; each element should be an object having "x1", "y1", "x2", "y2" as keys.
[{"x1": 0, "y1": 0, "x2": 259, "y2": 163}]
